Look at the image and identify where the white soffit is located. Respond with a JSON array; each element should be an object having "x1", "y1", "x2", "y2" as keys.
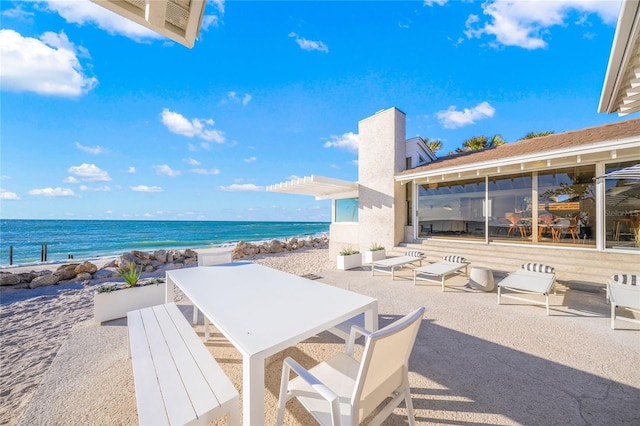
[
  {"x1": 91, "y1": 0, "x2": 206, "y2": 48},
  {"x1": 599, "y1": 0, "x2": 640, "y2": 116},
  {"x1": 266, "y1": 175, "x2": 358, "y2": 200}
]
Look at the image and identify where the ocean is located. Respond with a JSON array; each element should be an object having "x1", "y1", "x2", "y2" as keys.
[{"x1": 0, "y1": 220, "x2": 330, "y2": 267}]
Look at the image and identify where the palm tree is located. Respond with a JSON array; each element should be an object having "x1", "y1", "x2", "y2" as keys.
[
  {"x1": 425, "y1": 139, "x2": 442, "y2": 154},
  {"x1": 520, "y1": 131, "x2": 555, "y2": 140},
  {"x1": 457, "y1": 134, "x2": 505, "y2": 152}
]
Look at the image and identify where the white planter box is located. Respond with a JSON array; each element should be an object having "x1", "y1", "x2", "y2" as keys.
[
  {"x1": 337, "y1": 253, "x2": 362, "y2": 270},
  {"x1": 364, "y1": 249, "x2": 386, "y2": 263},
  {"x1": 94, "y1": 282, "x2": 166, "y2": 323}
]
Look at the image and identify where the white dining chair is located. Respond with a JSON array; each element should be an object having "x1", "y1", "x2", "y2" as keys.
[
  {"x1": 276, "y1": 306, "x2": 425, "y2": 426},
  {"x1": 194, "y1": 249, "x2": 233, "y2": 325}
]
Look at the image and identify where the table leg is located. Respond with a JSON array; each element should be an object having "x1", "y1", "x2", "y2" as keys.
[
  {"x1": 364, "y1": 303, "x2": 379, "y2": 332},
  {"x1": 165, "y1": 273, "x2": 175, "y2": 303},
  {"x1": 243, "y1": 354, "x2": 265, "y2": 425}
]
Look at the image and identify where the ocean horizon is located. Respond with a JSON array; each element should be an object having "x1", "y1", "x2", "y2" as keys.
[{"x1": 0, "y1": 219, "x2": 330, "y2": 268}]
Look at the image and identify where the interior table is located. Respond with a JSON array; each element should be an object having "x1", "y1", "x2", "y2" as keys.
[{"x1": 165, "y1": 262, "x2": 378, "y2": 426}]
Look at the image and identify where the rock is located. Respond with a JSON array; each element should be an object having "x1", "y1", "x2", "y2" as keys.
[
  {"x1": 93, "y1": 268, "x2": 119, "y2": 280},
  {"x1": 131, "y1": 250, "x2": 151, "y2": 260},
  {"x1": 184, "y1": 258, "x2": 197, "y2": 266},
  {"x1": 55, "y1": 264, "x2": 80, "y2": 280},
  {"x1": 29, "y1": 274, "x2": 60, "y2": 288},
  {"x1": 0, "y1": 273, "x2": 21, "y2": 286},
  {"x1": 75, "y1": 261, "x2": 97, "y2": 275},
  {"x1": 153, "y1": 250, "x2": 167, "y2": 263},
  {"x1": 76, "y1": 272, "x2": 93, "y2": 281},
  {"x1": 184, "y1": 249, "x2": 198, "y2": 258}
]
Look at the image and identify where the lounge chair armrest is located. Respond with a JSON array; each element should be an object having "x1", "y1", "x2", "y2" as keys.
[
  {"x1": 346, "y1": 325, "x2": 371, "y2": 356},
  {"x1": 282, "y1": 357, "x2": 338, "y2": 403}
]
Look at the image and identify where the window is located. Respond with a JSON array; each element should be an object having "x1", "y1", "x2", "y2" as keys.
[
  {"x1": 604, "y1": 161, "x2": 639, "y2": 250},
  {"x1": 417, "y1": 178, "x2": 486, "y2": 240},
  {"x1": 335, "y1": 198, "x2": 359, "y2": 222},
  {"x1": 488, "y1": 174, "x2": 533, "y2": 242}
]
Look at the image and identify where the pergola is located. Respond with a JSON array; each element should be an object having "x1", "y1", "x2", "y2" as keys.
[
  {"x1": 266, "y1": 175, "x2": 358, "y2": 200},
  {"x1": 599, "y1": 0, "x2": 640, "y2": 116},
  {"x1": 90, "y1": 0, "x2": 206, "y2": 48}
]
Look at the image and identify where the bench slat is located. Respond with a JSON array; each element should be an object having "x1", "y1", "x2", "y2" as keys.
[
  {"x1": 140, "y1": 307, "x2": 196, "y2": 425},
  {"x1": 165, "y1": 304, "x2": 240, "y2": 411},
  {"x1": 154, "y1": 304, "x2": 220, "y2": 419},
  {"x1": 127, "y1": 309, "x2": 170, "y2": 426}
]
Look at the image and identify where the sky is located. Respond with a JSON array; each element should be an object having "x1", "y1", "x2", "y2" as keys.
[{"x1": 0, "y1": 0, "x2": 632, "y2": 222}]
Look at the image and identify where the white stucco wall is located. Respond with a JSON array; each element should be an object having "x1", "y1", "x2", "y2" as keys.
[
  {"x1": 329, "y1": 222, "x2": 359, "y2": 258},
  {"x1": 357, "y1": 107, "x2": 407, "y2": 251}
]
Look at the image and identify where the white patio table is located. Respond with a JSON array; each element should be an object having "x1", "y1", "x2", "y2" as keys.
[{"x1": 165, "y1": 262, "x2": 378, "y2": 426}]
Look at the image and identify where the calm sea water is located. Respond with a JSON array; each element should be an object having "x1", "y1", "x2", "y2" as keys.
[{"x1": 0, "y1": 220, "x2": 329, "y2": 267}]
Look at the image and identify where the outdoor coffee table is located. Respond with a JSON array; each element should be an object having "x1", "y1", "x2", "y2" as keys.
[{"x1": 165, "y1": 262, "x2": 378, "y2": 426}]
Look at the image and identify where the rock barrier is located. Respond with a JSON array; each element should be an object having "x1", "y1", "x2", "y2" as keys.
[{"x1": 0, "y1": 236, "x2": 329, "y2": 292}]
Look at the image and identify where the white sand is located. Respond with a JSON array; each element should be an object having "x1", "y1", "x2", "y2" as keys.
[{"x1": 2, "y1": 247, "x2": 640, "y2": 426}]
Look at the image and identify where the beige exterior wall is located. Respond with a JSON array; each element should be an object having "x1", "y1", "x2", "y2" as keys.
[
  {"x1": 357, "y1": 107, "x2": 407, "y2": 252},
  {"x1": 328, "y1": 222, "x2": 359, "y2": 258}
]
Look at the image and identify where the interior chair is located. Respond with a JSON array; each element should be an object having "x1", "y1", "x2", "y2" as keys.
[
  {"x1": 276, "y1": 306, "x2": 425, "y2": 426},
  {"x1": 194, "y1": 249, "x2": 233, "y2": 326},
  {"x1": 607, "y1": 274, "x2": 640, "y2": 329},
  {"x1": 538, "y1": 214, "x2": 554, "y2": 239},
  {"x1": 505, "y1": 213, "x2": 523, "y2": 237}
]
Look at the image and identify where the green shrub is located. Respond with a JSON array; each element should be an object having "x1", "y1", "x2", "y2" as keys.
[
  {"x1": 369, "y1": 242, "x2": 385, "y2": 251},
  {"x1": 339, "y1": 246, "x2": 360, "y2": 256},
  {"x1": 117, "y1": 261, "x2": 142, "y2": 287}
]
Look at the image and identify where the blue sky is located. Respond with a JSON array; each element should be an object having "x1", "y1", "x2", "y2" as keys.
[{"x1": 0, "y1": 0, "x2": 630, "y2": 222}]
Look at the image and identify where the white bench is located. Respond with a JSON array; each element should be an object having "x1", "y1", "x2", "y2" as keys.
[{"x1": 127, "y1": 303, "x2": 239, "y2": 425}]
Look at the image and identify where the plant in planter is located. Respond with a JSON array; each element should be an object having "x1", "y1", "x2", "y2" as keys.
[
  {"x1": 337, "y1": 246, "x2": 362, "y2": 270},
  {"x1": 364, "y1": 242, "x2": 386, "y2": 264},
  {"x1": 94, "y1": 262, "x2": 166, "y2": 323}
]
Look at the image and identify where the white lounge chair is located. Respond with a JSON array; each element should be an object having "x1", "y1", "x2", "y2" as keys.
[
  {"x1": 371, "y1": 250, "x2": 424, "y2": 279},
  {"x1": 607, "y1": 274, "x2": 640, "y2": 329},
  {"x1": 413, "y1": 255, "x2": 470, "y2": 291},
  {"x1": 498, "y1": 263, "x2": 556, "y2": 315},
  {"x1": 276, "y1": 306, "x2": 425, "y2": 426}
]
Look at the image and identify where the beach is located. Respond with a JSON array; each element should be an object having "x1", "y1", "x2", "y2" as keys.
[{"x1": 2, "y1": 247, "x2": 639, "y2": 425}]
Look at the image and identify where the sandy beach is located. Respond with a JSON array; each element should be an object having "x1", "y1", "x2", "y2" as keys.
[{"x1": 2, "y1": 247, "x2": 639, "y2": 426}]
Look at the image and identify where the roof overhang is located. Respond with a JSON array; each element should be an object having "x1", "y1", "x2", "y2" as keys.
[
  {"x1": 598, "y1": 0, "x2": 640, "y2": 116},
  {"x1": 90, "y1": 0, "x2": 206, "y2": 48},
  {"x1": 266, "y1": 175, "x2": 358, "y2": 200},
  {"x1": 396, "y1": 136, "x2": 640, "y2": 184}
]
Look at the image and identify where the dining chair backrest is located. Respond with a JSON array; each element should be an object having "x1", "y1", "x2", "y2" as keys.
[
  {"x1": 198, "y1": 250, "x2": 233, "y2": 266},
  {"x1": 352, "y1": 306, "x2": 425, "y2": 422}
]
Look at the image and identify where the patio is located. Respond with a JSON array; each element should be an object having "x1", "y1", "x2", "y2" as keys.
[{"x1": 20, "y1": 265, "x2": 640, "y2": 425}]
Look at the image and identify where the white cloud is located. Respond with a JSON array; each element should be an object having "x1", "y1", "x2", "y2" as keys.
[
  {"x1": 76, "y1": 142, "x2": 107, "y2": 155},
  {"x1": 225, "y1": 91, "x2": 252, "y2": 106},
  {"x1": 323, "y1": 132, "x2": 359, "y2": 152},
  {"x1": 28, "y1": 187, "x2": 75, "y2": 197},
  {"x1": 79, "y1": 185, "x2": 111, "y2": 192},
  {"x1": 436, "y1": 101, "x2": 496, "y2": 129},
  {"x1": 191, "y1": 168, "x2": 220, "y2": 175},
  {"x1": 127, "y1": 166, "x2": 136, "y2": 173},
  {"x1": 288, "y1": 32, "x2": 329, "y2": 53},
  {"x1": 2, "y1": 4, "x2": 34, "y2": 20},
  {"x1": 43, "y1": 0, "x2": 162, "y2": 42},
  {"x1": 63, "y1": 176, "x2": 80, "y2": 184},
  {"x1": 244, "y1": 156, "x2": 257, "y2": 163},
  {"x1": 161, "y1": 108, "x2": 225, "y2": 143},
  {"x1": 424, "y1": 0, "x2": 448, "y2": 6},
  {"x1": 154, "y1": 164, "x2": 181, "y2": 177},
  {"x1": 286, "y1": 175, "x2": 302, "y2": 180},
  {"x1": 131, "y1": 185, "x2": 163, "y2": 192},
  {"x1": 0, "y1": 29, "x2": 97, "y2": 97},
  {"x1": 185, "y1": 158, "x2": 201, "y2": 166},
  {"x1": 0, "y1": 189, "x2": 20, "y2": 200},
  {"x1": 464, "y1": 0, "x2": 621, "y2": 49},
  {"x1": 218, "y1": 184, "x2": 263, "y2": 192},
  {"x1": 68, "y1": 163, "x2": 111, "y2": 182}
]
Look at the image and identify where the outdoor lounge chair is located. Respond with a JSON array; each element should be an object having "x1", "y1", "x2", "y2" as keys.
[
  {"x1": 276, "y1": 306, "x2": 425, "y2": 426},
  {"x1": 371, "y1": 250, "x2": 424, "y2": 279},
  {"x1": 413, "y1": 255, "x2": 470, "y2": 291},
  {"x1": 607, "y1": 274, "x2": 640, "y2": 329},
  {"x1": 498, "y1": 263, "x2": 556, "y2": 315}
]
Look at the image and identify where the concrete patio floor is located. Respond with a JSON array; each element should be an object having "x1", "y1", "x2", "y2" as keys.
[{"x1": 20, "y1": 265, "x2": 640, "y2": 425}]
